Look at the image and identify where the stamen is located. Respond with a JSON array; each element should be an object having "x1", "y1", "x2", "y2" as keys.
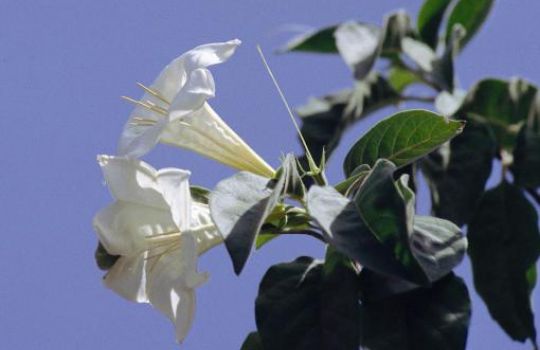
[
  {"x1": 130, "y1": 117, "x2": 158, "y2": 126},
  {"x1": 121, "y1": 96, "x2": 168, "y2": 116},
  {"x1": 137, "y1": 82, "x2": 171, "y2": 105}
]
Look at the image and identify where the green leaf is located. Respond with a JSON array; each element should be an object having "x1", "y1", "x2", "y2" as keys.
[
  {"x1": 445, "y1": 0, "x2": 494, "y2": 49},
  {"x1": 241, "y1": 332, "x2": 264, "y2": 350},
  {"x1": 352, "y1": 160, "x2": 427, "y2": 284},
  {"x1": 334, "y1": 22, "x2": 381, "y2": 80},
  {"x1": 410, "y1": 216, "x2": 466, "y2": 281},
  {"x1": 281, "y1": 25, "x2": 339, "y2": 53},
  {"x1": 95, "y1": 242, "x2": 119, "y2": 271},
  {"x1": 468, "y1": 181, "x2": 540, "y2": 344},
  {"x1": 388, "y1": 66, "x2": 421, "y2": 93},
  {"x1": 359, "y1": 273, "x2": 471, "y2": 350},
  {"x1": 421, "y1": 121, "x2": 496, "y2": 226},
  {"x1": 209, "y1": 172, "x2": 285, "y2": 274},
  {"x1": 189, "y1": 185, "x2": 210, "y2": 204},
  {"x1": 307, "y1": 185, "x2": 420, "y2": 282},
  {"x1": 460, "y1": 78, "x2": 538, "y2": 149},
  {"x1": 417, "y1": 0, "x2": 453, "y2": 49},
  {"x1": 255, "y1": 257, "x2": 360, "y2": 350},
  {"x1": 298, "y1": 74, "x2": 399, "y2": 163},
  {"x1": 512, "y1": 99, "x2": 540, "y2": 188},
  {"x1": 343, "y1": 109, "x2": 465, "y2": 177}
]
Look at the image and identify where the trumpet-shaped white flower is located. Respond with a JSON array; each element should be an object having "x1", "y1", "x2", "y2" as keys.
[
  {"x1": 118, "y1": 39, "x2": 275, "y2": 178},
  {"x1": 93, "y1": 155, "x2": 221, "y2": 342}
]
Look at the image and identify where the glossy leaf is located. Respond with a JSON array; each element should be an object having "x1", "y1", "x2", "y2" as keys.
[
  {"x1": 421, "y1": 121, "x2": 495, "y2": 226},
  {"x1": 255, "y1": 257, "x2": 360, "y2": 350},
  {"x1": 410, "y1": 215, "x2": 466, "y2": 282},
  {"x1": 359, "y1": 273, "x2": 471, "y2": 350},
  {"x1": 297, "y1": 74, "x2": 399, "y2": 163},
  {"x1": 307, "y1": 185, "x2": 420, "y2": 282},
  {"x1": 210, "y1": 172, "x2": 285, "y2": 274},
  {"x1": 468, "y1": 181, "x2": 540, "y2": 344},
  {"x1": 343, "y1": 109, "x2": 464, "y2": 177},
  {"x1": 445, "y1": 0, "x2": 494, "y2": 49},
  {"x1": 417, "y1": 0, "x2": 453, "y2": 49}
]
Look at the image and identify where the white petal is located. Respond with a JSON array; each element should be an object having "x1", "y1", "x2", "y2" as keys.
[
  {"x1": 97, "y1": 155, "x2": 168, "y2": 209},
  {"x1": 118, "y1": 118, "x2": 167, "y2": 159},
  {"x1": 103, "y1": 254, "x2": 148, "y2": 303},
  {"x1": 190, "y1": 203, "x2": 222, "y2": 254},
  {"x1": 181, "y1": 39, "x2": 241, "y2": 71},
  {"x1": 160, "y1": 104, "x2": 275, "y2": 178},
  {"x1": 174, "y1": 289, "x2": 196, "y2": 343},
  {"x1": 151, "y1": 39, "x2": 241, "y2": 102},
  {"x1": 148, "y1": 234, "x2": 208, "y2": 322},
  {"x1": 93, "y1": 201, "x2": 177, "y2": 256},
  {"x1": 156, "y1": 168, "x2": 192, "y2": 231},
  {"x1": 169, "y1": 68, "x2": 216, "y2": 121}
]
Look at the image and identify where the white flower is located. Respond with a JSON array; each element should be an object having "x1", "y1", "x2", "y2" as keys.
[
  {"x1": 118, "y1": 39, "x2": 275, "y2": 178},
  {"x1": 93, "y1": 155, "x2": 221, "y2": 343}
]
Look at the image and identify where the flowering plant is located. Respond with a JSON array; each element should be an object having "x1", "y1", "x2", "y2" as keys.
[{"x1": 93, "y1": 2, "x2": 540, "y2": 347}]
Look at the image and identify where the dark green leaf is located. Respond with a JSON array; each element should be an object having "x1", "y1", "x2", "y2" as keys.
[
  {"x1": 343, "y1": 109, "x2": 465, "y2": 177},
  {"x1": 359, "y1": 273, "x2": 471, "y2": 350},
  {"x1": 95, "y1": 242, "x2": 120, "y2": 271},
  {"x1": 460, "y1": 78, "x2": 537, "y2": 149},
  {"x1": 281, "y1": 25, "x2": 339, "y2": 53},
  {"x1": 307, "y1": 185, "x2": 420, "y2": 283},
  {"x1": 468, "y1": 181, "x2": 540, "y2": 343},
  {"x1": 417, "y1": 0, "x2": 453, "y2": 49},
  {"x1": 445, "y1": 0, "x2": 494, "y2": 49},
  {"x1": 353, "y1": 160, "x2": 428, "y2": 285},
  {"x1": 512, "y1": 97, "x2": 540, "y2": 188},
  {"x1": 255, "y1": 257, "x2": 360, "y2": 350},
  {"x1": 209, "y1": 172, "x2": 285, "y2": 274},
  {"x1": 421, "y1": 121, "x2": 496, "y2": 226},
  {"x1": 431, "y1": 24, "x2": 465, "y2": 92},
  {"x1": 241, "y1": 332, "x2": 264, "y2": 350},
  {"x1": 410, "y1": 215, "x2": 466, "y2": 281},
  {"x1": 297, "y1": 74, "x2": 399, "y2": 163}
]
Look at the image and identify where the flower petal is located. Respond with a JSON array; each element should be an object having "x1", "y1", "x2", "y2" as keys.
[
  {"x1": 148, "y1": 234, "x2": 208, "y2": 322},
  {"x1": 161, "y1": 104, "x2": 275, "y2": 178},
  {"x1": 103, "y1": 253, "x2": 148, "y2": 303},
  {"x1": 169, "y1": 68, "x2": 216, "y2": 121},
  {"x1": 156, "y1": 168, "x2": 192, "y2": 231},
  {"x1": 181, "y1": 39, "x2": 241, "y2": 71},
  {"x1": 173, "y1": 289, "x2": 196, "y2": 343},
  {"x1": 190, "y1": 203, "x2": 222, "y2": 254},
  {"x1": 97, "y1": 155, "x2": 168, "y2": 208},
  {"x1": 118, "y1": 118, "x2": 167, "y2": 159},
  {"x1": 93, "y1": 201, "x2": 177, "y2": 256}
]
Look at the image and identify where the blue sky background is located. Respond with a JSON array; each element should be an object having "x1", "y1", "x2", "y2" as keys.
[{"x1": 1, "y1": 0, "x2": 539, "y2": 349}]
